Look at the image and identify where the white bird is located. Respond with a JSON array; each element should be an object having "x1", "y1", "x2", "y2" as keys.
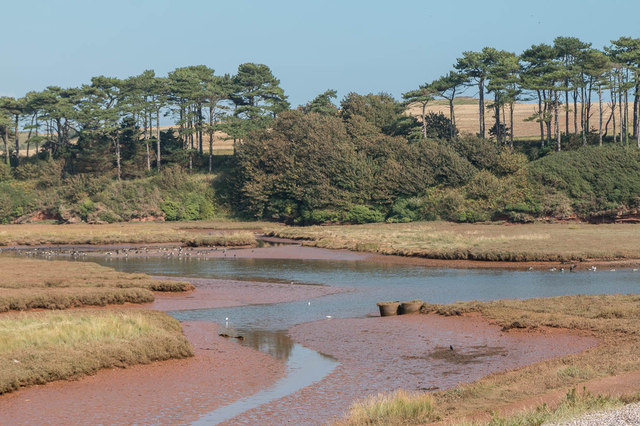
[
  {"x1": 308, "y1": 301, "x2": 311, "y2": 306},
  {"x1": 326, "y1": 315, "x2": 332, "y2": 319}
]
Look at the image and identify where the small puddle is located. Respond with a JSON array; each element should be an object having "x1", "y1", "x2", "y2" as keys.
[{"x1": 192, "y1": 343, "x2": 337, "y2": 425}]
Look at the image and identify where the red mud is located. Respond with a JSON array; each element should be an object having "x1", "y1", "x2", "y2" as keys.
[
  {"x1": 148, "y1": 277, "x2": 348, "y2": 311},
  {"x1": 225, "y1": 314, "x2": 599, "y2": 425},
  {"x1": 0, "y1": 321, "x2": 284, "y2": 425}
]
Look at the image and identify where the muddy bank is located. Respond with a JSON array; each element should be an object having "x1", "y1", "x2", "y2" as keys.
[
  {"x1": 225, "y1": 314, "x2": 599, "y2": 425},
  {"x1": 0, "y1": 321, "x2": 284, "y2": 425},
  {"x1": 148, "y1": 276, "x2": 349, "y2": 311}
]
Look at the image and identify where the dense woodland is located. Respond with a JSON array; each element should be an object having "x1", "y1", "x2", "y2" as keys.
[{"x1": 2, "y1": 36, "x2": 640, "y2": 225}]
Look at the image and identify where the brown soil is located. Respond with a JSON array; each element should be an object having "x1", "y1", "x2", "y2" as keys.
[
  {"x1": 224, "y1": 314, "x2": 599, "y2": 425},
  {"x1": 0, "y1": 321, "x2": 284, "y2": 425}
]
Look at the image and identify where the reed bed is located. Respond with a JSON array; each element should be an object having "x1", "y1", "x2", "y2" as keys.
[
  {"x1": 0, "y1": 221, "x2": 265, "y2": 246},
  {"x1": 269, "y1": 222, "x2": 640, "y2": 262},
  {"x1": 0, "y1": 309, "x2": 193, "y2": 394}
]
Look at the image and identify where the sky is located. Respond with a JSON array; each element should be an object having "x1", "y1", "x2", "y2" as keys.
[{"x1": 1, "y1": 0, "x2": 639, "y2": 107}]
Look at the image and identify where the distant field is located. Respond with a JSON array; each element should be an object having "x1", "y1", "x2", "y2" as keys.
[
  {"x1": 408, "y1": 98, "x2": 635, "y2": 138},
  {"x1": 2, "y1": 126, "x2": 235, "y2": 157}
]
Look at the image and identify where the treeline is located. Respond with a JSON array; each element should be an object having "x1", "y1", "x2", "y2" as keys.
[
  {"x1": 232, "y1": 93, "x2": 640, "y2": 224},
  {"x1": 2, "y1": 37, "x2": 640, "y2": 225},
  {"x1": 0, "y1": 63, "x2": 288, "y2": 176},
  {"x1": 406, "y1": 36, "x2": 640, "y2": 149}
]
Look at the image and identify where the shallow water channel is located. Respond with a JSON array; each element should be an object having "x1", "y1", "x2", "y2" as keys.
[{"x1": 83, "y1": 254, "x2": 640, "y2": 422}]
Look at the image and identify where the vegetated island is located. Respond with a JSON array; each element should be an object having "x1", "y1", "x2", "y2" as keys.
[{"x1": 0, "y1": 257, "x2": 194, "y2": 394}]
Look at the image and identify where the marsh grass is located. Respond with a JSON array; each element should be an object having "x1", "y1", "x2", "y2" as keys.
[
  {"x1": 0, "y1": 221, "x2": 265, "y2": 246},
  {"x1": 268, "y1": 222, "x2": 640, "y2": 262},
  {"x1": 342, "y1": 294, "x2": 640, "y2": 425},
  {"x1": 341, "y1": 389, "x2": 439, "y2": 425},
  {"x1": 0, "y1": 309, "x2": 193, "y2": 394},
  {"x1": 0, "y1": 258, "x2": 193, "y2": 312},
  {"x1": 481, "y1": 388, "x2": 639, "y2": 426}
]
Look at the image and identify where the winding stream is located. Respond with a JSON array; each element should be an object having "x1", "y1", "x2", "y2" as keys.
[{"x1": 84, "y1": 254, "x2": 640, "y2": 423}]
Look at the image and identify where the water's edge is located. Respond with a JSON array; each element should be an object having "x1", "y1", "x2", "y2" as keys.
[{"x1": 192, "y1": 344, "x2": 338, "y2": 425}]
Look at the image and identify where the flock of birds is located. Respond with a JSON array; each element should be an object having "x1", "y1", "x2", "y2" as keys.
[{"x1": 526, "y1": 264, "x2": 640, "y2": 273}]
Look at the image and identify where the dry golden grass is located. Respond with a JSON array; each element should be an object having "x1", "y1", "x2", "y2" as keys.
[
  {"x1": 340, "y1": 390, "x2": 439, "y2": 425},
  {"x1": 0, "y1": 221, "x2": 266, "y2": 246},
  {"x1": 0, "y1": 257, "x2": 194, "y2": 312},
  {"x1": 343, "y1": 294, "x2": 640, "y2": 424},
  {"x1": 408, "y1": 100, "x2": 635, "y2": 138},
  {"x1": 0, "y1": 309, "x2": 193, "y2": 394},
  {"x1": 268, "y1": 222, "x2": 640, "y2": 262}
]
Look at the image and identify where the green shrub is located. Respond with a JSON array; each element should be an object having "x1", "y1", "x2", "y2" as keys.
[
  {"x1": 300, "y1": 209, "x2": 342, "y2": 225},
  {"x1": 0, "y1": 182, "x2": 35, "y2": 223},
  {"x1": 0, "y1": 163, "x2": 11, "y2": 182},
  {"x1": 346, "y1": 205, "x2": 385, "y2": 224},
  {"x1": 77, "y1": 200, "x2": 96, "y2": 222},
  {"x1": 528, "y1": 145, "x2": 640, "y2": 216}
]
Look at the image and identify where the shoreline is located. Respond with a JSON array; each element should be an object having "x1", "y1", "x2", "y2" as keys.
[
  {"x1": 0, "y1": 321, "x2": 285, "y2": 425},
  {"x1": 3, "y1": 240, "x2": 640, "y2": 270}
]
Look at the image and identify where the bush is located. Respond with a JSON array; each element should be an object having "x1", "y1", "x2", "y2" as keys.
[
  {"x1": 529, "y1": 145, "x2": 640, "y2": 216},
  {"x1": 0, "y1": 182, "x2": 35, "y2": 223},
  {"x1": 300, "y1": 209, "x2": 342, "y2": 225},
  {"x1": 346, "y1": 205, "x2": 385, "y2": 224},
  {"x1": 494, "y1": 150, "x2": 528, "y2": 176},
  {"x1": 0, "y1": 163, "x2": 11, "y2": 182}
]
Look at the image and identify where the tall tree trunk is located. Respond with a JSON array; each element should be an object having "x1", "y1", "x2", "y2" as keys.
[
  {"x1": 565, "y1": 87, "x2": 569, "y2": 136},
  {"x1": 2, "y1": 126, "x2": 8, "y2": 166},
  {"x1": 35, "y1": 117, "x2": 39, "y2": 156},
  {"x1": 115, "y1": 134, "x2": 121, "y2": 181},
  {"x1": 198, "y1": 106, "x2": 203, "y2": 155},
  {"x1": 448, "y1": 96, "x2": 456, "y2": 138},
  {"x1": 598, "y1": 85, "x2": 603, "y2": 146},
  {"x1": 624, "y1": 83, "x2": 629, "y2": 145},
  {"x1": 610, "y1": 81, "x2": 617, "y2": 143},
  {"x1": 208, "y1": 104, "x2": 214, "y2": 174},
  {"x1": 572, "y1": 89, "x2": 578, "y2": 134},
  {"x1": 581, "y1": 85, "x2": 587, "y2": 146},
  {"x1": 619, "y1": 72, "x2": 624, "y2": 144},
  {"x1": 637, "y1": 96, "x2": 640, "y2": 148},
  {"x1": 554, "y1": 93, "x2": 561, "y2": 152},
  {"x1": 145, "y1": 112, "x2": 151, "y2": 172},
  {"x1": 633, "y1": 76, "x2": 639, "y2": 140},
  {"x1": 494, "y1": 103, "x2": 501, "y2": 144},
  {"x1": 544, "y1": 91, "x2": 552, "y2": 146},
  {"x1": 156, "y1": 109, "x2": 161, "y2": 172},
  {"x1": 479, "y1": 78, "x2": 485, "y2": 139},
  {"x1": 14, "y1": 114, "x2": 19, "y2": 165},
  {"x1": 421, "y1": 103, "x2": 427, "y2": 139},
  {"x1": 537, "y1": 90, "x2": 544, "y2": 147},
  {"x1": 509, "y1": 102, "x2": 514, "y2": 151}
]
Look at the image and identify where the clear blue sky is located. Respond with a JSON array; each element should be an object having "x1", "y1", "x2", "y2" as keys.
[{"x1": 1, "y1": 0, "x2": 639, "y2": 106}]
